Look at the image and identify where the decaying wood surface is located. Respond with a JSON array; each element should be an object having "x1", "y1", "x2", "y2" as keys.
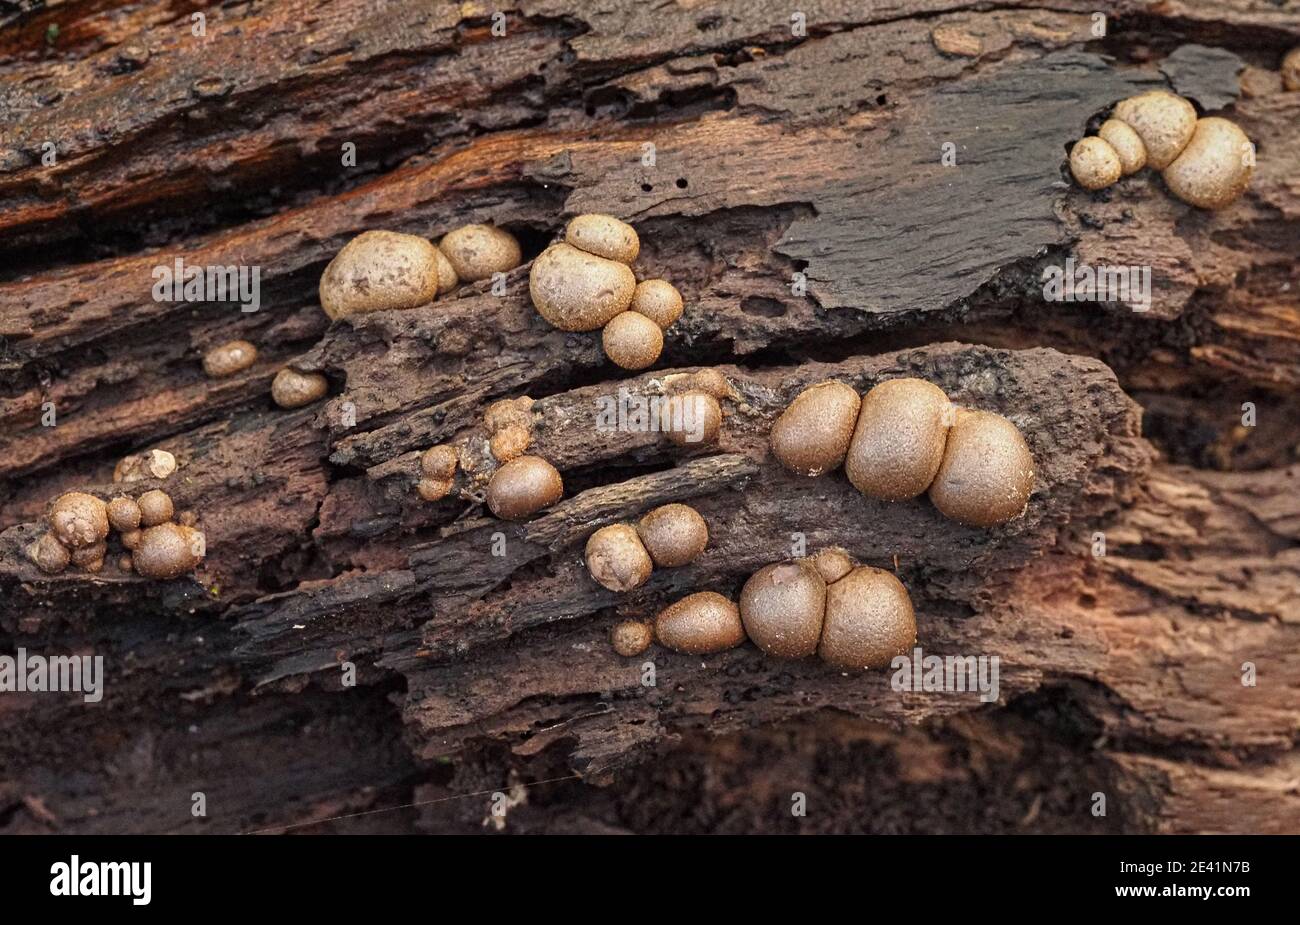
[{"x1": 1, "y1": 0, "x2": 1298, "y2": 834}]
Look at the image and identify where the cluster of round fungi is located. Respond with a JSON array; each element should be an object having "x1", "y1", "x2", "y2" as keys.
[
  {"x1": 530, "y1": 214, "x2": 685, "y2": 371},
  {"x1": 266, "y1": 223, "x2": 526, "y2": 410},
  {"x1": 27, "y1": 489, "x2": 205, "y2": 580},
  {"x1": 586, "y1": 502, "x2": 709, "y2": 594},
  {"x1": 770, "y1": 377, "x2": 1035, "y2": 528},
  {"x1": 1068, "y1": 90, "x2": 1253, "y2": 210},
  {"x1": 615, "y1": 546, "x2": 916, "y2": 671}
]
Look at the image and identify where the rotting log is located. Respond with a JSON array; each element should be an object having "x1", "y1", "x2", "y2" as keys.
[{"x1": 1, "y1": 0, "x2": 1298, "y2": 834}]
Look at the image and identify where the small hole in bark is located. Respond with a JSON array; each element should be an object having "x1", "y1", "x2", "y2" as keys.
[
  {"x1": 676, "y1": 178, "x2": 688, "y2": 189},
  {"x1": 641, "y1": 183, "x2": 653, "y2": 192},
  {"x1": 740, "y1": 296, "x2": 787, "y2": 317},
  {"x1": 697, "y1": 14, "x2": 722, "y2": 31}
]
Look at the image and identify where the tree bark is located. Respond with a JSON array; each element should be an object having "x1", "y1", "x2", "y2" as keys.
[{"x1": 1, "y1": 0, "x2": 1297, "y2": 834}]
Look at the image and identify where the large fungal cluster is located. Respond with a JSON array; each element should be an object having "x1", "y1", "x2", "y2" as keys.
[
  {"x1": 1068, "y1": 90, "x2": 1253, "y2": 210},
  {"x1": 530, "y1": 214, "x2": 685, "y2": 371},
  {"x1": 636, "y1": 548, "x2": 916, "y2": 671},
  {"x1": 770, "y1": 377, "x2": 1035, "y2": 528},
  {"x1": 27, "y1": 489, "x2": 205, "y2": 580}
]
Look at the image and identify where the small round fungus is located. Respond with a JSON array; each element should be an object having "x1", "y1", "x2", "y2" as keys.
[
  {"x1": 667, "y1": 369, "x2": 732, "y2": 400},
  {"x1": 654, "y1": 591, "x2": 746, "y2": 655},
  {"x1": 486, "y1": 455, "x2": 564, "y2": 520},
  {"x1": 439, "y1": 224, "x2": 522, "y2": 283},
  {"x1": 1162, "y1": 117, "x2": 1254, "y2": 210},
  {"x1": 565, "y1": 214, "x2": 640, "y2": 264},
  {"x1": 1069, "y1": 136, "x2": 1122, "y2": 191},
  {"x1": 1097, "y1": 119, "x2": 1147, "y2": 175},
  {"x1": 107, "y1": 497, "x2": 142, "y2": 533},
  {"x1": 817, "y1": 566, "x2": 916, "y2": 670},
  {"x1": 27, "y1": 532, "x2": 70, "y2": 574},
  {"x1": 114, "y1": 449, "x2": 176, "y2": 482},
  {"x1": 431, "y1": 244, "x2": 460, "y2": 294},
  {"x1": 202, "y1": 340, "x2": 258, "y2": 378},
  {"x1": 420, "y1": 445, "x2": 458, "y2": 481},
  {"x1": 808, "y1": 546, "x2": 855, "y2": 585},
  {"x1": 120, "y1": 529, "x2": 142, "y2": 551},
  {"x1": 137, "y1": 489, "x2": 175, "y2": 527},
  {"x1": 490, "y1": 425, "x2": 530, "y2": 462},
  {"x1": 739, "y1": 560, "x2": 827, "y2": 659},
  {"x1": 663, "y1": 391, "x2": 722, "y2": 446},
  {"x1": 602, "y1": 311, "x2": 664, "y2": 370},
  {"x1": 416, "y1": 478, "x2": 453, "y2": 502},
  {"x1": 928, "y1": 409, "x2": 1035, "y2": 527},
  {"x1": 133, "y1": 524, "x2": 205, "y2": 580},
  {"x1": 1112, "y1": 91, "x2": 1197, "y2": 170},
  {"x1": 611, "y1": 620, "x2": 654, "y2": 657},
  {"x1": 49, "y1": 492, "x2": 109, "y2": 549},
  {"x1": 629, "y1": 279, "x2": 684, "y2": 329},
  {"x1": 272, "y1": 368, "x2": 329, "y2": 409},
  {"x1": 845, "y1": 378, "x2": 953, "y2": 501},
  {"x1": 770, "y1": 380, "x2": 861, "y2": 476},
  {"x1": 71, "y1": 541, "x2": 107, "y2": 570},
  {"x1": 319, "y1": 230, "x2": 442, "y2": 320},
  {"x1": 1284, "y1": 47, "x2": 1300, "y2": 92},
  {"x1": 585, "y1": 524, "x2": 654, "y2": 592},
  {"x1": 529, "y1": 243, "x2": 637, "y2": 331},
  {"x1": 636, "y1": 503, "x2": 708, "y2": 568}
]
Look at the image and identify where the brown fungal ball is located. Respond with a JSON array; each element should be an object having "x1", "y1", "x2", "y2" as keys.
[
  {"x1": 602, "y1": 311, "x2": 664, "y2": 371},
  {"x1": 529, "y1": 243, "x2": 637, "y2": 331},
  {"x1": 585, "y1": 524, "x2": 654, "y2": 592},
  {"x1": 483, "y1": 396, "x2": 534, "y2": 433},
  {"x1": 654, "y1": 591, "x2": 746, "y2": 655},
  {"x1": 565, "y1": 214, "x2": 640, "y2": 264},
  {"x1": 490, "y1": 425, "x2": 530, "y2": 462},
  {"x1": 118, "y1": 555, "x2": 134, "y2": 572},
  {"x1": 431, "y1": 244, "x2": 459, "y2": 294},
  {"x1": 1112, "y1": 91, "x2": 1197, "y2": 170},
  {"x1": 416, "y1": 478, "x2": 453, "y2": 502},
  {"x1": 1069, "y1": 136, "x2": 1122, "y2": 191},
  {"x1": 439, "y1": 224, "x2": 522, "y2": 283},
  {"x1": 202, "y1": 340, "x2": 258, "y2": 378},
  {"x1": 611, "y1": 620, "x2": 654, "y2": 657},
  {"x1": 420, "y1": 445, "x2": 458, "y2": 480},
  {"x1": 137, "y1": 489, "x2": 175, "y2": 527},
  {"x1": 120, "y1": 529, "x2": 143, "y2": 551},
  {"x1": 106, "y1": 497, "x2": 142, "y2": 533},
  {"x1": 133, "y1": 524, "x2": 205, "y2": 580},
  {"x1": 486, "y1": 455, "x2": 564, "y2": 520},
  {"x1": 1284, "y1": 47, "x2": 1300, "y2": 92},
  {"x1": 48, "y1": 492, "x2": 109, "y2": 549},
  {"x1": 817, "y1": 566, "x2": 916, "y2": 670},
  {"x1": 318, "y1": 230, "x2": 442, "y2": 320},
  {"x1": 808, "y1": 546, "x2": 855, "y2": 585},
  {"x1": 663, "y1": 391, "x2": 722, "y2": 446},
  {"x1": 70, "y1": 541, "x2": 108, "y2": 570},
  {"x1": 928, "y1": 409, "x2": 1035, "y2": 527},
  {"x1": 637, "y1": 503, "x2": 709, "y2": 568},
  {"x1": 667, "y1": 368, "x2": 733, "y2": 400},
  {"x1": 769, "y1": 380, "x2": 861, "y2": 476},
  {"x1": 1097, "y1": 119, "x2": 1147, "y2": 175},
  {"x1": 629, "y1": 279, "x2": 684, "y2": 329},
  {"x1": 114, "y1": 448, "x2": 176, "y2": 482},
  {"x1": 272, "y1": 368, "x2": 329, "y2": 409},
  {"x1": 845, "y1": 378, "x2": 952, "y2": 502},
  {"x1": 739, "y1": 560, "x2": 827, "y2": 659},
  {"x1": 1162, "y1": 117, "x2": 1254, "y2": 210},
  {"x1": 27, "y1": 532, "x2": 70, "y2": 574}
]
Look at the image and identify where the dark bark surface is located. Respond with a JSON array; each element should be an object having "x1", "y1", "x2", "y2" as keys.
[{"x1": 1, "y1": 0, "x2": 1298, "y2": 834}]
